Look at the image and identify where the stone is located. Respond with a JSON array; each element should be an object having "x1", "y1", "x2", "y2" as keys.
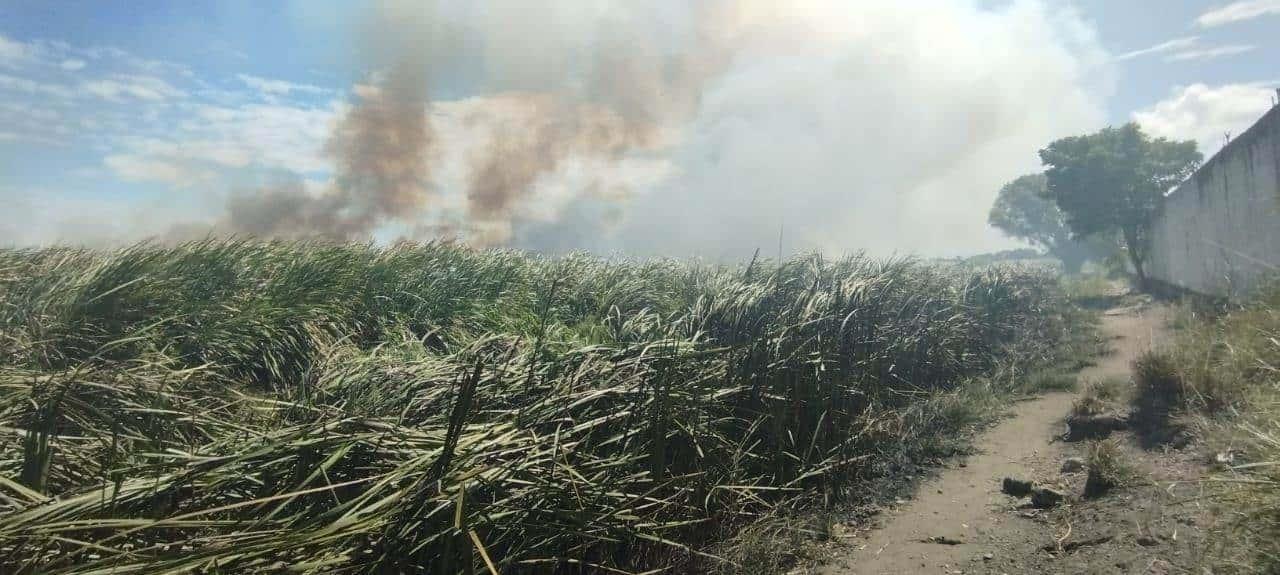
[
  {"x1": 1060, "y1": 457, "x2": 1085, "y2": 473},
  {"x1": 1031, "y1": 487, "x2": 1065, "y2": 508}
]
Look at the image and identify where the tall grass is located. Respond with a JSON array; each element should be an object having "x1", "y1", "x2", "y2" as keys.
[{"x1": 0, "y1": 240, "x2": 1076, "y2": 574}]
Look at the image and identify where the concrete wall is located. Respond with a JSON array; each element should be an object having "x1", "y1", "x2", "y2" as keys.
[{"x1": 1147, "y1": 104, "x2": 1280, "y2": 299}]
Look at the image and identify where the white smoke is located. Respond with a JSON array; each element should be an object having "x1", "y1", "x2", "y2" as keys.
[
  {"x1": 396, "y1": 0, "x2": 1115, "y2": 257},
  {"x1": 605, "y1": 0, "x2": 1113, "y2": 257}
]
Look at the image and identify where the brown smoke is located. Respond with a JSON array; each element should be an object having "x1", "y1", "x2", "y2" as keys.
[
  {"x1": 462, "y1": 94, "x2": 653, "y2": 247},
  {"x1": 324, "y1": 63, "x2": 432, "y2": 230},
  {"x1": 217, "y1": 3, "x2": 735, "y2": 247},
  {"x1": 223, "y1": 61, "x2": 432, "y2": 240},
  {"x1": 458, "y1": 8, "x2": 735, "y2": 248},
  {"x1": 225, "y1": 180, "x2": 348, "y2": 239}
]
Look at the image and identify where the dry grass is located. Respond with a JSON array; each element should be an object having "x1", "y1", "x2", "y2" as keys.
[
  {"x1": 1133, "y1": 287, "x2": 1280, "y2": 573},
  {"x1": 1083, "y1": 439, "x2": 1132, "y2": 498},
  {"x1": 1071, "y1": 376, "x2": 1127, "y2": 418}
]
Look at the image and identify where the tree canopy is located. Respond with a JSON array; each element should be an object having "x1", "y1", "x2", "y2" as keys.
[
  {"x1": 1038, "y1": 123, "x2": 1200, "y2": 285},
  {"x1": 987, "y1": 173, "x2": 1098, "y2": 273}
]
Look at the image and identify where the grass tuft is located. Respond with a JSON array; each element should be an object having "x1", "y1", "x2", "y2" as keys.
[{"x1": 1083, "y1": 438, "x2": 1132, "y2": 498}]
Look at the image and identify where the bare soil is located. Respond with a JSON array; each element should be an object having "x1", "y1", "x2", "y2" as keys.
[{"x1": 813, "y1": 302, "x2": 1215, "y2": 575}]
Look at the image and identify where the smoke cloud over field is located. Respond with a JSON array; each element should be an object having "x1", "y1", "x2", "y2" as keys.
[
  {"x1": 3, "y1": 1, "x2": 1114, "y2": 256},
  {"x1": 608, "y1": 1, "x2": 1113, "y2": 258},
  {"x1": 226, "y1": 64, "x2": 433, "y2": 239}
]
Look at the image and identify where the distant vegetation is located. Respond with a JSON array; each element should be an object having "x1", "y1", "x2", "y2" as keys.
[
  {"x1": 956, "y1": 248, "x2": 1048, "y2": 267},
  {"x1": 0, "y1": 241, "x2": 1090, "y2": 573}
]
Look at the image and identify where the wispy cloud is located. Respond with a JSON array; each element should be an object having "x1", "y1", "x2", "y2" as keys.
[
  {"x1": 0, "y1": 73, "x2": 75, "y2": 99},
  {"x1": 1165, "y1": 44, "x2": 1255, "y2": 61},
  {"x1": 82, "y1": 45, "x2": 193, "y2": 78},
  {"x1": 60, "y1": 59, "x2": 86, "y2": 71},
  {"x1": 83, "y1": 74, "x2": 186, "y2": 101},
  {"x1": 1116, "y1": 36, "x2": 1199, "y2": 61},
  {"x1": 1196, "y1": 0, "x2": 1280, "y2": 27},
  {"x1": 1116, "y1": 36, "x2": 1254, "y2": 63},
  {"x1": 237, "y1": 74, "x2": 330, "y2": 97}
]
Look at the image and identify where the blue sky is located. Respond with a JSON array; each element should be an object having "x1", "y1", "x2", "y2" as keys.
[
  {"x1": 1075, "y1": 0, "x2": 1277, "y2": 113},
  {"x1": 1, "y1": 1, "x2": 1278, "y2": 254}
]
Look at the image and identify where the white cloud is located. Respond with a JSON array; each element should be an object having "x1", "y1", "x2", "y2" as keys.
[
  {"x1": 184, "y1": 103, "x2": 338, "y2": 173},
  {"x1": 83, "y1": 74, "x2": 186, "y2": 101},
  {"x1": 1166, "y1": 44, "x2": 1255, "y2": 61},
  {"x1": 60, "y1": 59, "x2": 86, "y2": 71},
  {"x1": 103, "y1": 101, "x2": 340, "y2": 183},
  {"x1": 0, "y1": 34, "x2": 31, "y2": 66},
  {"x1": 104, "y1": 154, "x2": 212, "y2": 185},
  {"x1": 0, "y1": 98, "x2": 70, "y2": 145},
  {"x1": 1196, "y1": 0, "x2": 1280, "y2": 27},
  {"x1": 1116, "y1": 36, "x2": 1199, "y2": 61},
  {"x1": 237, "y1": 74, "x2": 329, "y2": 96},
  {"x1": 0, "y1": 72, "x2": 75, "y2": 99},
  {"x1": 1133, "y1": 83, "x2": 1277, "y2": 157}
]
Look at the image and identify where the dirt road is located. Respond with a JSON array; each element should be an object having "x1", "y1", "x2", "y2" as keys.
[{"x1": 820, "y1": 304, "x2": 1174, "y2": 574}]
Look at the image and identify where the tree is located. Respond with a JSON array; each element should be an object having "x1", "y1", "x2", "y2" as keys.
[
  {"x1": 988, "y1": 173, "x2": 1098, "y2": 274},
  {"x1": 1038, "y1": 123, "x2": 1200, "y2": 287}
]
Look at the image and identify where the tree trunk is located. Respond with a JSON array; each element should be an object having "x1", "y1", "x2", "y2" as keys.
[
  {"x1": 1122, "y1": 227, "x2": 1148, "y2": 290},
  {"x1": 1053, "y1": 241, "x2": 1091, "y2": 275},
  {"x1": 1132, "y1": 259, "x2": 1148, "y2": 290}
]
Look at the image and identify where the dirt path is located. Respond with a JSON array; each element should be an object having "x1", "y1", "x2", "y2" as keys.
[{"x1": 819, "y1": 304, "x2": 1173, "y2": 575}]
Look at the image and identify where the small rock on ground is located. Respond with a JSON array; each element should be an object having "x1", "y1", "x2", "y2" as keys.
[{"x1": 1031, "y1": 487, "x2": 1065, "y2": 508}]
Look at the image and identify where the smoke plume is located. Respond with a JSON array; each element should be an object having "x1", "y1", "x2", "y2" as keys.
[
  {"x1": 1, "y1": 1, "x2": 1116, "y2": 257},
  {"x1": 218, "y1": 1, "x2": 732, "y2": 246},
  {"x1": 462, "y1": 95, "x2": 656, "y2": 246},
  {"x1": 223, "y1": 59, "x2": 432, "y2": 239}
]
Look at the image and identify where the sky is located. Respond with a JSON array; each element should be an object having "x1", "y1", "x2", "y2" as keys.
[{"x1": 0, "y1": 0, "x2": 1277, "y2": 257}]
